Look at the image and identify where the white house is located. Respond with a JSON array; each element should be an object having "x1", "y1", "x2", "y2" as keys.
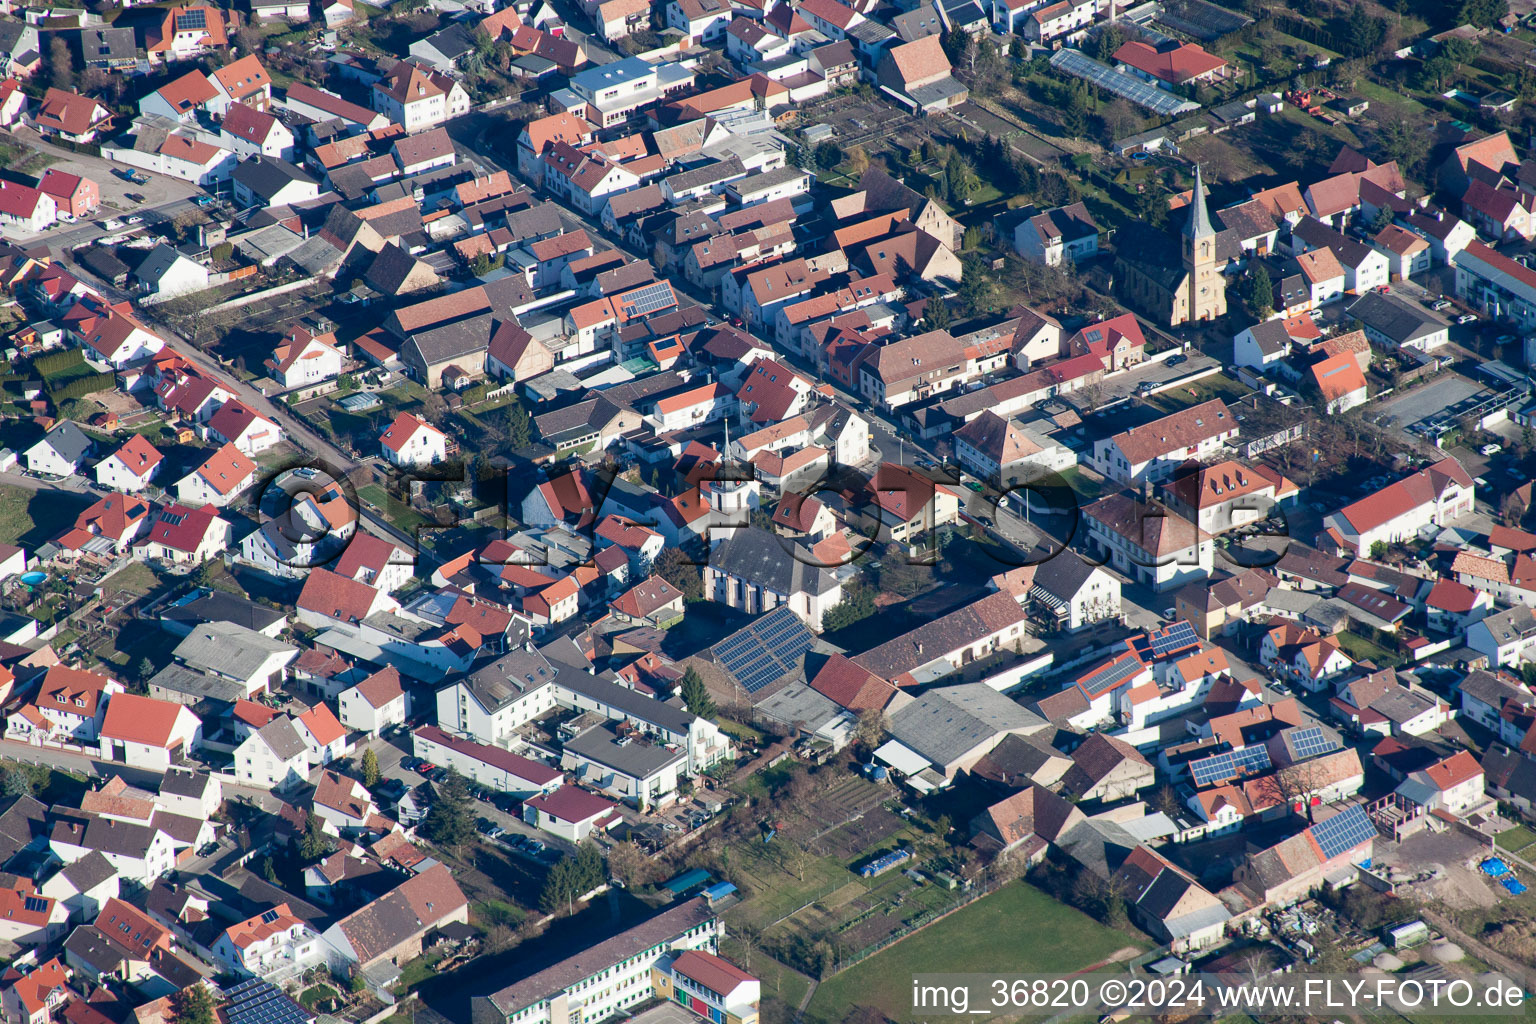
[
  {"x1": 211, "y1": 904, "x2": 323, "y2": 981},
  {"x1": 264, "y1": 324, "x2": 343, "y2": 388},
  {"x1": 234, "y1": 717, "x2": 309, "y2": 792},
  {"x1": 24, "y1": 421, "x2": 92, "y2": 477},
  {"x1": 337, "y1": 666, "x2": 407, "y2": 736},
  {"x1": 175, "y1": 442, "x2": 257, "y2": 507},
  {"x1": 94, "y1": 435, "x2": 164, "y2": 492},
  {"x1": 296, "y1": 703, "x2": 347, "y2": 766},
  {"x1": 97, "y1": 694, "x2": 201, "y2": 770},
  {"x1": 1014, "y1": 202, "x2": 1098, "y2": 266},
  {"x1": 522, "y1": 786, "x2": 619, "y2": 842},
  {"x1": 1323, "y1": 457, "x2": 1474, "y2": 557},
  {"x1": 379, "y1": 412, "x2": 447, "y2": 468},
  {"x1": 1092, "y1": 400, "x2": 1239, "y2": 486},
  {"x1": 134, "y1": 243, "x2": 209, "y2": 303},
  {"x1": 205, "y1": 400, "x2": 283, "y2": 455},
  {"x1": 1396, "y1": 750, "x2": 1486, "y2": 816},
  {"x1": 1468, "y1": 606, "x2": 1536, "y2": 668}
]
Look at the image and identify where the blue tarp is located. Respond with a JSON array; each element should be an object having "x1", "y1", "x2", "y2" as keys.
[
  {"x1": 1503, "y1": 878, "x2": 1528, "y2": 895},
  {"x1": 1482, "y1": 858, "x2": 1512, "y2": 877}
]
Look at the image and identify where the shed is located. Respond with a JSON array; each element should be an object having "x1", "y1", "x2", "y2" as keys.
[{"x1": 661, "y1": 868, "x2": 711, "y2": 896}]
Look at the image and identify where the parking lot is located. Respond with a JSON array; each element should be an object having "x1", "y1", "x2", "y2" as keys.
[
  {"x1": 0, "y1": 128, "x2": 200, "y2": 241},
  {"x1": 1370, "y1": 372, "x2": 1490, "y2": 438}
]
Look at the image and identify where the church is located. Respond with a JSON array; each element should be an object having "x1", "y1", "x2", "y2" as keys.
[{"x1": 1115, "y1": 166, "x2": 1231, "y2": 328}]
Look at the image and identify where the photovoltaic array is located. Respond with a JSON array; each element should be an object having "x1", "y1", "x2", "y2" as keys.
[
  {"x1": 711, "y1": 606, "x2": 813, "y2": 693},
  {"x1": 226, "y1": 979, "x2": 313, "y2": 1024},
  {"x1": 1188, "y1": 744, "x2": 1272, "y2": 787},
  {"x1": 1306, "y1": 804, "x2": 1376, "y2": 859},
  {"x1": 1286, "y1": 726, "x2": 1338, "y2": 761}
]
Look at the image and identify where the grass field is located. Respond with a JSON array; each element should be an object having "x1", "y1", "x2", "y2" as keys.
[
  {"x1": 359, "y1": 484, "x2": 429, "y2": 533},
  {"x1": 1336, "y1": 629, "x2": 1403, "y2": 669},
  {"x1": 1495, "y1": 825, "x2": 1536, "y2": 855},
  {"x1": 803, "y1": 882, "x2": 1144, "y2": 1024}
]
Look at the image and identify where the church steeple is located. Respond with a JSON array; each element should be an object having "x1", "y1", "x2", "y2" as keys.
[{"x1": 1184, "y1": 164, "x2": 1214, "y2": 241}]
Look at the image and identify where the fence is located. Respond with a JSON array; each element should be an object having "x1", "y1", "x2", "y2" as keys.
[
  {"x1": 203, "y1": 278, "x2": 319, "y2": 315},
  {"x1": 835, "y1": 878, "x2": 1004, "y2": 973}
]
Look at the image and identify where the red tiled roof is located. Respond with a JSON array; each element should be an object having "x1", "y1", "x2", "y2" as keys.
[
  {"x1": 297, "y1": 568, "x2": 381, "y2": 623},
  {"x1": 525, "y1": 786, "x2": 616, "y2": 823},
  {"x1": 1113, "y1": 39, "x2": 1225, "y2": 83},
  {"x1": 351, "y1": 666, "x2": 403, "y2": 709},
  {"x1": 99, "y1": 694, "x2": 186, "y2": 748},
  {"x1": 298, "y1": 702, "x2": 345, "y2": 746},
  {"x1": 224, "y1": 903, "x2": 304, "y2": 948},
  {"x1": 142, "y1": 502, "x2": 222, "y2": 553}
]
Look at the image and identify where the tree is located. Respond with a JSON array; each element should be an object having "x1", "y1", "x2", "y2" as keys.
[
  {"x1": 1501, "y1": 490, "x2": 1528, "y2": 526},
  {"x1": 921, "y1": 296, "x2": 952, "y2": 331},
  {"x1": 1370, "y1": 540, "x2": 1388, "y2": 560},
  {"x1": 0, "y1": 767, "x2": 32, "y2": 798},
  {"x1": 1459, "y1": 0, "x2": 1509, "y2": 28},
  {"x1": 423, "y1": 768, "x2": 474, "y2": 850},
  {"x1": 1060, "y1": 82, "x2": 1090, "y2": 138},
  {"x1": 1085, "y1": 22, "x2": 1126, "y2": 62},
  {"x1": 1238, "y1": 264, "x2": 1273, "y2": 321},
  {"x1": 49, "y1": 36, "x2": 74, "y2": 92},
  {"x1": 361, "y1": 748, "x2": 380, "y2": 788},
  {"x1": 173, "y1": 986, "x2": 215, "y2": 1024},
  {"x1": 539, "y1": 857, "x2": 577, "y2": 914},
  {"x1": 1341, "y1": 4, "x2": 1385, "y2": 57},
  {"x1": 1153, "y1": 783, "x2": 1182, "y2": 819},
  {"x1": 680, "y1": 666, "x2": 717, "y2": 718},
  {"x1": 655, "y1": 546, "x2": 703, "y2": 602},
  {"x1": 502, "y1": 400, "x2": 533, "y2": 449},
  {"x1": 299, "y1": 810, "x2": 329, "y2": 860},
  {"x1": 945, "y1": 148, "x2": 978, "y2": 205},
  {"x1": 607, "y1": 840, "x2": 652, "y2": 888},
  {"x1": 957, "y1": 256, "x2": 991, "y2": 315},
  {"x1": 822, "y1": 583, "x2": 875, "y2": 632},
  {"x1": 845, "y1": 145, "x2": 869, "y2": 177},
  {"x1": 853, "y1": 707, "x2": 888, "y2": 751}
]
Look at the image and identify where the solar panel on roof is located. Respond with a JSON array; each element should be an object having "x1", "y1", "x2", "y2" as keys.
[
  {"x1": 1083, "y1": 656, "x2": 1142, "y2": 693},
  {"x1": 1288, "y1": 726, "x2": 1338, "y2": 761},
  {"x1": 22, "y1": 896, "x2": 47, "y2": 913},
  {"x1": 1233, "y1": 745, "x2": 1272, "y2": 773},
  {"x1": 711, "y1": 606, "x2": 814, "y2": 694},
  {"x1": 1149, "y1": 620, "x2": 1199, "y2": 658},
  {"x1": 619, "y1": 281, "x2": 676, "y2": 319},
  {"x1": 1189, "y1": 751, "x2": 1236, "y2": 787},
  {"x1": 1307, "y1": 804, "x2": 1376, "y2": 859},
  {"x1": 176, "y1": 8, "x2": 207, "y2": 29}
]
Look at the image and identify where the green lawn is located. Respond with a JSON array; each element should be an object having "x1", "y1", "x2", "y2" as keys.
[
  {"x1": 358, "y1": 484, "x2": 429, "y2": 534},
  {"x1": 393, "y1": 950, "x2": 447, "y2": 994},
  {"x1": 299, "y1": 985, "x2": 338, "y2": 1010},
  {"x1": 803, "y1": 882, "x2": 1144, "y2": 1024},
  {"x1": 1336, "y1": 629, "x2": 1403, "y2": 669},
  {"x1": 1495, "y1": 825, "x2": 1536, "y2": 854},
  {"x1": 0, "y1": 485, "x2": 35, "y2": 546}
]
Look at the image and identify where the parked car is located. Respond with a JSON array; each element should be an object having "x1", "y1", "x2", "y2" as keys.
[
  {"x1": 124, "y1": 193, "x2": 146, "y2": 204},
  {"x1": 1430, "y1": 299, "x2": 1451, "y2": 311},
  {"x1": 1482, "y1": 443, "x2": 1503, "y2": 456},
  {"x1": 1166, "y1": 354, "x2": 1187, "y2": 366},
  {"x1": 1458, "y1": 314, "x2": 1478, "y2": 324},
  {"x1": 414, "y1": 762, "x2": 437, "y2": 775}
]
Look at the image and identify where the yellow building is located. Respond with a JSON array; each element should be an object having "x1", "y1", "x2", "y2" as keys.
[{"x1": 652, "y1": 950, "x2": 761, "y2": 1024}]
